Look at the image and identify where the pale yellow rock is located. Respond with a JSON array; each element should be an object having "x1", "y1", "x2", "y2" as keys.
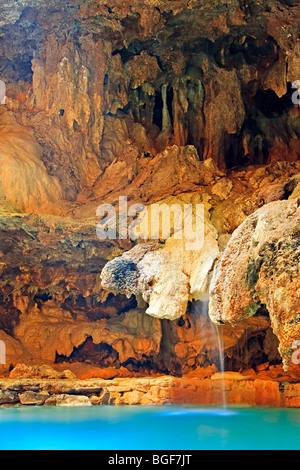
[
  {"x1": 100, "y1": 195, "x2": 220, "y2": 320},
  {"x1": 0, "y1": 330, "x2": 25, "y2": 369},
  {"x1": 211, "y1": 178, "x2": 233, "y2": 200},
  {"x1": 118, "y1": 390, "x2": 145, "y2": 405},
  {"x1": 54, "y1": 394, "x2": 92, "y2": 406}
]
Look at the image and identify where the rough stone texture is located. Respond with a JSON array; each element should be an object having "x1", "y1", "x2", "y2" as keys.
[
  {"x1": 100, "y1": 196, "x2": 221, "y2": 320},
  {"x1": 19, "y1": 390, "x2": 49, "y2": 405},
  {"x1": 91, "y1": 146, "x2": 225, "y2": 208},
  {"x1": 45, "y1": 394, "x2": 92, "y2": 406},
  {"x1": 0, "y1": 390, "x2": 19, "y2": 404},
  {"x1": 0, "y1": 166, "x2": 299, "y2": 382},
  {"x1": 9, "y1": 364, "x2": 76, "y2": 380},
  {"x1": 209, "y1": 198, "x2": 300, "y2": 371},
  {"x1": 0, "y1": 0, "x2": 299, "y2": 405},
  {"x1": 0, "y1": 374, "x2": 299, "y2": 407},
  {"x1": 0, "y1": 0, "x2": 298, "y2": 213},
  {"x1": 0, "y1": 109, "x2": 64, "y2": 212}
]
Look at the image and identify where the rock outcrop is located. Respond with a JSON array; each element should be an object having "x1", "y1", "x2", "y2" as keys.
[
  {"x1": 0, "y1": 109, "x2": 63, "y2": 212},
  {"x1": 100, "y1": 195, "x2": 221, "y2": 320},
  {"x1": 2, "y1": 372, "x2": 300, "y2": 407},
  {"x1": 209, "y1": 198, "x2": 300, "y2": 371}
]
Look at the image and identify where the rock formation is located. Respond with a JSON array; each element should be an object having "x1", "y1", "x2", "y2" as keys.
[
  {"x1": 0, "y1": 109, "x2": 63, "y2": 212},
  {"x1": 0, "y1": 0, "x2": 299, "y2": 405},
  {"x1": 209, "y1": 197, "x2": 300, "y2": 371},
  {"x1": 0, "y1": 0, "x2": 299, "y2": 212},
  {"x1": 100, "y1": 195, "x2": 221, "y2": 320}
]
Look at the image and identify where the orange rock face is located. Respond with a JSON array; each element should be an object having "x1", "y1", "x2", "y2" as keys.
[
  {"x1": 0, "y1": 0, "x2": 299, "y2": 211},
  {"x1": 0, "y1": 0, "x2": 299, "y2": 406}
]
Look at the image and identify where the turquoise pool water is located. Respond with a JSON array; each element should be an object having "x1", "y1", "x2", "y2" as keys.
[{"x1": 0, "y1": 405, "x2": 300, "y2": 450}]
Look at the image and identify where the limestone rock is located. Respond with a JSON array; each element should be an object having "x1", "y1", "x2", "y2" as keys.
[
  {"x1": 209, "y1": 198, "x2": 300, "y2": 370},
  {"x1": 290, "y1": 184, "x2": 300, "y2": 199},
  {"x1": 0, "y1": 330, "x2": 25, "y2": 374},
  {"x1": 0, "y1": 390, "x2": 19, "y2": 404},
  {"x1": 211, "y1": 178, "x2": 233, "y2": 200},
  {"x1": 0, "y1": 0, "x2": 299, "y2": 383},
  {"x1": 48, "y1": 394, "x2": 92, "y2": 406},
  {"x1": 100, "y1": 196, "x2": 220, "y2": 320},
  {"x1": 14, "y1": 307, "x2": 162, "y2": 364},
  {"x1": 211, "y1": 371, "x2": 253, "y2": 381},
  {"x1": 0, "y1": 0, "x2": 299, "y2": 200},
  {"x1": 19, "y1": 390, "x2": 49, "y2": 405},
  {"x1": 0, "y1": 109, "x2": 64, "y2": 213},
  {"x1": 92, "y1": 145, "x2": 221, "y2": 206},
  {"x1": 9, "y1": 364, "x2": 76, "y2": 380},
  {"x1": 0, "y1": 164, "x2": 298, "y2": 378}
]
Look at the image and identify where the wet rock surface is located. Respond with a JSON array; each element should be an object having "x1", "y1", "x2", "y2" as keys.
[
  {"x1": 209, "y1": 198, "x2": 300, "y2": 371},
  {"x1": 1, "y1": 372, "x2": 300, "y2": 407}
]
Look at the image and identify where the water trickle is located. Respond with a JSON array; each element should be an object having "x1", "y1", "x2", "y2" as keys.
[
  {"x1": 214, "y1": 321, "x2": 226, "y2": 408},
  {"x1": 198, "y1": 300, "x2": 226, "y2": 407}
]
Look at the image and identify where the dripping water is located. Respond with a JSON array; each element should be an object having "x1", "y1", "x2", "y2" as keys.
[
  {"x1": 198, "y1": 300, "x2": 226, "y2": 407},
  {"x1": 214, "y1": 320, "x2": 226, "y2": 408}
]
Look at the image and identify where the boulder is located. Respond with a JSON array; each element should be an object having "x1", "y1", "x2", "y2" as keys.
[
  {"x1": 209, "y1": 198, "x2": 300, "y2": 370},
  {"x1": 0, "y1": 390, "x2": 19, "y2": 405},
  {"x1": 100, "y1": 196, "x2": 220, "y2": 320},
  {"x1": 48, "y1": 394, "x2": 92, "y2": 406},
  {"x1": 19, "y1": 391, "x2": 49, "y2": 405}
]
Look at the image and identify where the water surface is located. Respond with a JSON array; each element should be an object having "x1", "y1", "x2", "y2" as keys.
[{"x1": 0, "y1": 405, "x2": 300, "y2": 450}]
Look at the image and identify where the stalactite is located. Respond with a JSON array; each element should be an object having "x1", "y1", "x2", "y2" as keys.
[
  {"x1": 186, "y1": 78, "x2": 205, "y2": 157},
  {"x1": 161, "y1": 84, "x2": 172, "y2": 133},
  {"x1": 173, "y1": 81, "x2": 186, "y2": 147}
]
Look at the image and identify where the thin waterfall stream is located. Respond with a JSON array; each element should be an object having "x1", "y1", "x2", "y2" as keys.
[
  {"x1": 214, "y1": 321, "x2": 226, "y2": 408},
  {"x1": 199, "y1": 300, "x2": 226, "y2": 407}
]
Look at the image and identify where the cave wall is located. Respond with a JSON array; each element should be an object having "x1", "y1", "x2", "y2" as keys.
[
  {"x1": 0, "y1": 0, "x2": 299, "y2": 208},
  {"x1": 0, "y1": 0, "x2": 299, "y2": 381}
]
